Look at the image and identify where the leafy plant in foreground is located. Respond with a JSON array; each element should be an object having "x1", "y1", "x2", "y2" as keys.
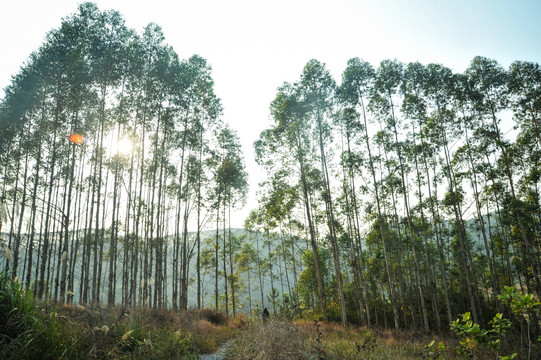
[
  {"x1": 422, "y1": 340, "x2": 446, "y2": 360},
  {"x1": 498, "y1": 286, "x2": 541, "y2": 360},
  {"x1": 450, "y1": 312, "x2": 514, "y2": 360}
]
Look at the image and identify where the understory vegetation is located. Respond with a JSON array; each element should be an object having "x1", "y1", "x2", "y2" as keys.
[
  {"x1": 0, "y1": 271, "x2": 238, "y2": 359},
  {"x1": 227, "y1": 317, "x2": 531, "y2": 360},
  {"x1": 1, "y1": 269, "x2": 539, "y2": 359}
]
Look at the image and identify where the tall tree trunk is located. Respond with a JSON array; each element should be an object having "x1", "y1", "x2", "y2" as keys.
[
  {"x1": 360, "y1": 97, "x2": 400, "y2": 329},
  {"x1": 39, "y1": 115, "x2": 59, "y2": 299},
  {"x1": 315, "y1": 109, "x2": 348, "y2": 326},
  {"x1": 294, "y1": 129, "x2": 327, "y2": 320}
]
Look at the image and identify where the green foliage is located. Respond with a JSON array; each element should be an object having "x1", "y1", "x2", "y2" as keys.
[
  {"x1": 118, "y1": 328, "x2": 195, "y2": 360},
  {"x1": 450, "y1": 312, "x2": 515, "y2": 359},
  {"x1": 0, "y1": 271, "x2": 80, "y2": 359},
  {"x1": 310, "y1": 320, "x2": 331, "y2": 360},
  {"x1": 0, "y1": 275, "x2": 219, "y2": 359},
  {"x1": 498, "y1": 286, "x2": 541, "y2": 315},
  {"x1": 423, "y1": 340, "x2": 446, "y2": 360},
  {"x1": 498, "y1": 286, "x2": 541, "y2": 360},
  {"x1": 297, "y1": 249, "x2": 330, "y2": 311}
]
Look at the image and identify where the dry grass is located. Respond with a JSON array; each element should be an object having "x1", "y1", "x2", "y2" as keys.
[
  {"x1": 0, "y1": 285, "x2": 237, "y2": 360},
  {"x1": 175, "y1": 308, "x2": 238, "y2": 354},
  {"x1": 228, "y1": 319, "x2": 311, "y2": 360},
  {"x1": 228, "y1": 319, "x2": 473, "y2": 360},
  {"x1": 229, "y1": 313, "x2": 249, "y2": 329}
]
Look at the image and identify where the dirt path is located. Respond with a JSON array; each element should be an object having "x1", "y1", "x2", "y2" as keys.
[{"x1": 198, "y1": 338, "x2": 235, "y2": 360}]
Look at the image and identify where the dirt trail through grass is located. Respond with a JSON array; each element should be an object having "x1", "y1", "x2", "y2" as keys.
[{"x1": 198, "y1": 338, "x2": 235, "y2": 360}]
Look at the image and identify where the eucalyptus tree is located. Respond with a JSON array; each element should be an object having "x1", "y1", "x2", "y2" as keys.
[
  {"x1": 34, "y1": 8, "x2": 102, "y2": 300},
  {"x1": 259, "y1": 82, "x2": 328, "y2": 319},
  {"x1": 185, "y1": 55, "x2": 222, "y2": 310},
  {"x1": 333, "y1": 105, "x2": 368, "y2": 324},
  {"x1": 400, "y1": 62, "x2": 453, "y2": 325},
  {"x1": 245, "y1": 211, "x2": 267, "y2": 310},
  {"x1": 267, "y1": 171, "x2": 299, "y2": 310},
  {"x1": 401, "y1": 61, "x2": 444, "y2": 330},
  {"x1": 0, "y1": 3, "x2": 98, "y2": 301},
  {"x1": 422, "y1": 64, "x2": 482, "y2": 322},
  {"x1": 253, "y1": 206, "x2": 278, "y2": 315},
  {"x1": 507, "y1": 61, "x2": 541, "y2": 293},
  {"x1": 370, "y1": 59, "x2": 431, "y2": 331},
  {"x1": 80, "y1": 6, "x2": 131, "y2": 305},
  {"x1": 123, "y1": 23, "x2": 179, "y2": 308},
  {"x1": 3, "y1": 109, "x2": 24, "y2": 277},
  {"x1": 466, "y1": 57, "x2": 541, "y2": 299},
  {"x1": 145, "y1": 32, "x2": 178, "y2": 309},
  {"x1": 174, "y1": 55, "x2": 222, "y2": 311},
  {"x1": 235, "y1": 238, "x2": 257, "y2": 314},
  {"x1": 255, "y1": 169, "x2": 299, "y2": 314},
  {"x1": 509, "y1": 61, "x2": 541, "y2": 147},
  {"x1": 299, "y1": 59, "x2": 348, "y2": 325},
  {"x1": 209, "y1": 125, "x2": 247, "y2": 314},
  {"x1": 450, "y1": 71, "x2": 503, "y2": 307},
  {"x1": 77, "y1": 7, "x2": 133, "y2": 307},
  {"x1": 0, "y1": 57, "x2": 44, "y2": 282},
  {"x1": 338, "y1": 57, "x2": 398, "y2": 327}
]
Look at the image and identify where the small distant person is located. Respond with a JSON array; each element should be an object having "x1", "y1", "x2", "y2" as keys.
[{"x1": 262, "y1": 307, "x2": 269, "y2": 321}]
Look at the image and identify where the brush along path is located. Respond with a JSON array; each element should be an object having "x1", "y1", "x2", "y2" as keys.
[{"x1": 198, "y1": 338, "x2": 236, "y2": 360}]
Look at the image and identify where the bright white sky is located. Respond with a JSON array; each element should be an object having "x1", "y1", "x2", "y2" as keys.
[{"x1": 1, "y1": 0, "x2": 540, "y2": 227}]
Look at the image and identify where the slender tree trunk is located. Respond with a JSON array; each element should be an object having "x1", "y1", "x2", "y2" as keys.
[
  {"x1": 360, "y1": 97, "x2": 400, "y2": 329},
  {"x1": 315, "y1": 109, "x2": 348, "y2": 326},
  {"x1": 25, "y1": 133, "x2": 42, "y2": 291},
  {"x1": 222, "y1": 204, "x2": 229, "y2": 316},
  {"x1": 215, "y1": 193, "x2": 221, "y2": 311},
  {"x1": 294, "y1": 129, "x2": 327, "y2": 320},
  {"x1": 228, "y1": 201, "x2": 236, "y2": 316},
  {"x1": 13, "y1": 150, "x2": 29, "y2": 279},
  {"x1": 255, "y1": 231, "x2": 265, "y2": 309},
  {"x1": 39, "y1": 116, "x2": 59, "y2": 299}
]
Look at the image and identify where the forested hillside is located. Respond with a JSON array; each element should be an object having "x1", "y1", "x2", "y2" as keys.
[
  {"x1": 251, "y1": 55, "x2": 541, "y2": 338},
  {"x1": 1, "y1": 3, "x2": 541, "y2": 349}
]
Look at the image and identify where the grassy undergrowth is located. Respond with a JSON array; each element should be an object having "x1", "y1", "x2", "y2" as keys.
[
  {"x1": 227, "y1": 318, "x2": 532, "y2": 360},
  {"x1": 0, "y1": 271, "x2": 238, "y2": 359},
  {"x1": 2, "y1": 271, "x2": 535, "y2": 359},
  {"x1": 228, "y1": 319, "x2": 433, "y2": 360}
]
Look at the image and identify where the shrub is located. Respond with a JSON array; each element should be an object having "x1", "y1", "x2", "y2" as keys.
[
  {"x1": 229, "y1": 318, "x2": 310, "y2": 359},
  {"x1": 198, "y1": 308, "x2": 228, "y2": 325}
]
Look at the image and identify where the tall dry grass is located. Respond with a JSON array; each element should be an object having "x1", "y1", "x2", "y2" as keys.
[
  {"x1": 176, "y1": 308, "x2": 239, "y2": 354},
  {"x1": 228, "y1": 319, "x2": 459, "y2": 360},
  {"x1": 227, "y1": 318, "x2": 311, "y2": 360},
  {"x1": 0, "y1": 273, "x2": 235, "y2": 360}
]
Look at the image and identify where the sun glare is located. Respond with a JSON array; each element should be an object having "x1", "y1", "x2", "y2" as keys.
[{"x1": 115, "y1": 138, "x2": 133, "y2": 155}]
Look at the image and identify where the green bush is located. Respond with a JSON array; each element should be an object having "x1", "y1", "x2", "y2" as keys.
[{"x1": 0, "y1": 271, "x2": 79, "y2": 359}]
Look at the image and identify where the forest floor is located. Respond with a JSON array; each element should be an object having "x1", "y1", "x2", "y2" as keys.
[
  {"x1": 198, "y1": 337, "x2": 235, "y2": 360},
  {"x1": 0, "y1": 300, "x2": 529, "y2": 359},
  {"x1": 0, "y1": 284, "x2": 240, "y2": 360},
  {"x1": 225, "y1": 318, "x2": 435, "y2": 360},
  {"x1": 0, "y1": 269, "x2": 530, "y2": 360},
  {"x1": 222, "y1": 317, "x2": 530, "y2": 360}
]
